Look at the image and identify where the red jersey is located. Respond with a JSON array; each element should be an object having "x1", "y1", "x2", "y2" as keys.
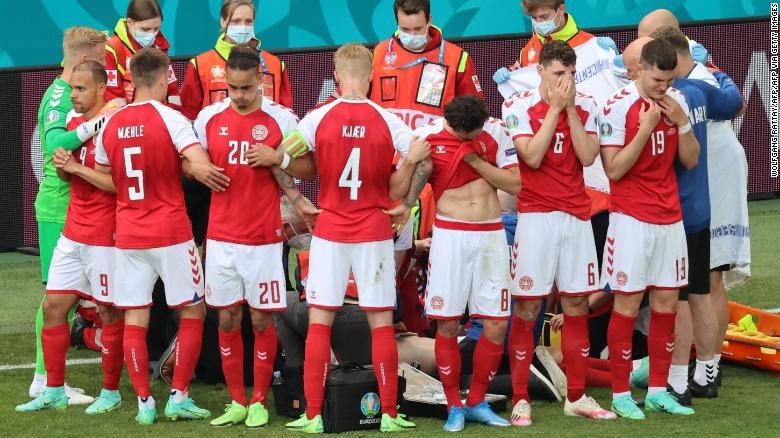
[
  {"x1": 296, "y1": 98, "x2": 412, "y2": 243},
  {"x1": 599, "y1": 82, "x2": 690, "y2": 224},
  {"x1": 95, "y1": 100, "x2": 199, "y2": 249},
  {"x1": 194, "y1": 98, "x2": 298, "y2": 245},
  {"x1": 412, "y1": 118, "x2": 518, "y2": 202},
  {"x1": 502, "y1": 88, "x2": 598, "y2": 220},
  {"x1": 61, "y1": 111, "x2": 117, "y2": 247}
]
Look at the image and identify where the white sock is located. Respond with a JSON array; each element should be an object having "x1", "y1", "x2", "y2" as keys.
[
  {"x1": 714, "y1": 353, "x2": 721, "y2": 368},
  {"x1": 613, "y1": 391, "x2": 631, "y2": 400},
  {"x1": 647, "y1": 386, "x2": 666, "y2": 395},
  {"x1": 693, "y1": 359, "x2": 716, "y2": 385},
  {"x1": 171, "y1": 389, "x2": 187, "y2": 403},
  {"x1": 138, "y1": 395, "x2": 155, "y2": 410},
  {"x1": 667, "y1": 364, "x2": 688, "y2": 393}
]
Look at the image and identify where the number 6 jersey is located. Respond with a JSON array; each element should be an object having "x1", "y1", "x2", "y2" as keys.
[
  {"x1": 294, "y1": 98, "x2": 412, "y2": 243},
  {"x1": 598, "y1": 82, "x2": 690, "y2": 225},
  {"x1": 95, "y1": 100, "x2": 199, "y2": 249}
]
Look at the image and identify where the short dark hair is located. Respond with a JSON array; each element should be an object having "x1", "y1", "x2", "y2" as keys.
[
  {"x1": 226, "y1": 46, "x2": 260, "y2": 71},
  {"x1": 127, "y1": 0, "x2": 163, "y2": 22},
  {"x1": 444, "y1": 95, "x2": 489, "y2": 133},
  {"x1": 394, "y1": 0, "x2": 430, "y2": 21},
  {"x1": 522, "y1": 0, "x2": 565, "y2": 14},
  {"x1": 639, "y1": 39, "x2": 678, "y2": 71},
  {"x1": 73, "y1": 60, "x2": 108, "y2": 84},
  {"x1": 129, "y1": 47, "x2": 170, "y2": 88},
  {"x1": 649, "y1": 26, "x2": 691, "y2": 58},
  {"x1": 539, "y1": 40, "x2": 576, "y2": 67}
]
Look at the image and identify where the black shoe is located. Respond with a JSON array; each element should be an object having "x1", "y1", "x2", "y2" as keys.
[
  {"x1": 667, "y1": 385, "x2": 693, "y2": 406},
  {"x1": 689, "y1": 379, "x2": 718, "y2": 398},
  {"x1": 528, "y1": 365, "x2": 562, "y2": 402},
  {"x1": 716, "y1": 366, "x2": 722, "y2": 387},
  {"x1": 70, "y1": 315, "x2": 88, "y2": 349}
]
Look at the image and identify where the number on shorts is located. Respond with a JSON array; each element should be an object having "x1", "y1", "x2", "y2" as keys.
[
  {"x1": 501, "y1": 288, "x2": 509, "y2": 312},
  {"x1": 228, "y1": 140, "x2": 249, "y2": 165},
  {"x1": 676, "y1": 257, "x2": 687, "y2": 282},
  {"x1": 339, "y1": 147, "x2": 362, "y2": 200},
  {"x1": 651, "y1": 131, "x2": 665, "y2": 156},
  {"x1": 553, "y1": 132, "x2": 565, "y2": 154},
  {"x1": 99, "y1": 273, "x2": 109, "y2": 297},
  {"x1": 123, "y1": 146, "x2": 144, "y2": 200},
  {"x1": 259, "y1": 281, "x2": 281, "y2": 305},
  {"x1": 587, "y1": 262, "x2": 596, "y2": 286}
]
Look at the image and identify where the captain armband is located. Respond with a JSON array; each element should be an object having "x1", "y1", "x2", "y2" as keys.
[{"x1": 283, "y1": 131, "x2": 310, "y2": 158}]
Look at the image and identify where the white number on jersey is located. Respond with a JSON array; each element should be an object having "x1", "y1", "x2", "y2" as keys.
[
  {"x1": 228, "y1": 140, "x2": 250, "y2": 165},
  {"x1": 553, "y1": 132, "x2": 565, "y2": 154},
  {"x1": 339, "y1": 147, "x2": 363, "y2": 201},
  {"x1": 651, "y1": 131, "x2": 665, "y2": 156},
  {"x1": 78, "y1": 147, "x2": 87, "y2": 164},
  {"x1": 123, "y1": 146, "x2": 144, "y2": 201}
]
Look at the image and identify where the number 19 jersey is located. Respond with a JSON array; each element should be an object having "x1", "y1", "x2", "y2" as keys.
[
  {"x1": 295, "y1": 98, "x2": 412, "y2": 243},
  {"x1": 95, "y1": 100, "x2": 199, "y2": 249}
]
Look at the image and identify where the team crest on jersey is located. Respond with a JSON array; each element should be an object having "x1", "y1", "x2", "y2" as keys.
[
  {"x1": 519, "y1": 276, "x2": 534, "y2": 291},
  {"x1": 46, "y1": 110, "x2": 60, "y2": 123},
  {"x1": 616, "y1": 271, "x2": 628, "y2": 287},
  {"x1": 599, "y1": 122, "x2": 613, "y2": 138},
  {"x1": 431, "y1": 296, "x2": 444, "y2": 310},
  {"x1": 505, "y1": 115, "x2": 519, "y2": 130},
  {"x1": 252, "y1": 124, "x2": 268, "y2": 141},
  {"x1": 384, "y1": 51, "x2": 397, "y2": 66},
  {"x1": 106, "y1": 70, "x2": 118, "y2": 87},
  {"x1": 211, "y1": 64, "x2": 226, "y2": 79},
  {"x1": 435, "y1": 145, "x2": 446, "y2": 154}
]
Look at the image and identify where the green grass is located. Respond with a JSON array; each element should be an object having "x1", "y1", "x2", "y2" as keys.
[{"x1": 2, "y1": 200, "x2": 780, "y2": 436}]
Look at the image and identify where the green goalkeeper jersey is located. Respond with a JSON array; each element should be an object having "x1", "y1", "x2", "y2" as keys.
[{"x1": 34, "y1": 77, "x2": 73, "y2": 223}]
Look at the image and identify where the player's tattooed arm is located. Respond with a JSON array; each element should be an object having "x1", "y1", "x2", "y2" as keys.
[
  {"x1": 271, "y1": 166, "x2": 321, "y2": 230},
  {"x1": 384, "y1": 157, "x2": 432, "y2": 227},
  {"x1": 181, "y1": 144, "x2": 230, "y2": 192},
  {"x1": 389, "y1": 136, "x2": 430, "y2": 200},
  {"x1": 463, "y1": 154, "x2": 522, "y2": 195},
  {"x1": 248, "y1": 135, "x2": 317, "y2": 181}
]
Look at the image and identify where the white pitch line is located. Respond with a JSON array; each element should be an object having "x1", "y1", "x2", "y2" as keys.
[
  {"x1": 765, "y1": 308, "x2": 780, "y2": 314},
  {"x1": 0, "y1": 357, "x2": 101, "y2": 371}
]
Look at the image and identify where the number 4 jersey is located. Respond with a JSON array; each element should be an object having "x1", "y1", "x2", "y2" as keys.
[
  {"x1": 194, "y1": 98, "x2": 299, "y2": 245},
  {"x1": 95, "y1": 100, "x2": 199, "y2": 249},
  {"x1": 294, "y1": 98, "x2": 412, "y2": 243},
  {"x1": 598, "y1": 82, "x2": 690, "y2": 225}
]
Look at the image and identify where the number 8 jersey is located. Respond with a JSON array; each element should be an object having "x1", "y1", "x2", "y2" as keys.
[
  {"x1": 598, "y1": 83, "x2": 690, "y2": 225},
  {"x1": 295, "y1": 98, "x2": 412, "y2": 243},
  {"x1": 95, "y1": 100, "x2": 199, "y2": 249}
]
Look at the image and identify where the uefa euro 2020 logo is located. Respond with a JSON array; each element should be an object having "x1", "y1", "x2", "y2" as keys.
[{"x1": 360, "y1": 392, "x2": 380, "y2": 418}]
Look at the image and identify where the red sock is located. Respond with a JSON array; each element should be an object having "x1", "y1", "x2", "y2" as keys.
[
  {"x1": 304, "y1": 324, "x2": 331, "y2": 419},
  {"x1": 648, "y1": 311, "x2": 676, "y2": 389},
  {"x1": 372, "y1": 326, "x2": 399, "y2": 417},
  {"x1": 588, "y1": 357, "x2": 611, "y2": 372},
  {"x1": 218, "y1": 328, "x2": 247, "y2": 405},
  {"x1": 100, "y1": 319, "x2": 124, "y2": 391},
  {"x1": 42, "y1": 324, "x2": 70, "y2": 387},
  {"x1": 562, "y1": 314, "x2": 589, "y2": 402},
  {"x1": 251, "y1": 323, "x2": 277, "y2": 405},
  {"x1": 123, "y1": 324, "x2": 151, "y2": 398},
  {"x1": 607, "y1": 311, "x2": 636, "y2": 394},
  {"x1": 466, "y1": 335, "x2": 503, "y2": 407},
  {"x1": 586, "y1": 368, "x2": 612, "y2": 388},
  {"x1": 84, "y1": 327, "x2": 101, "y2": 352},
  {"x1": 172, "y1": 318, "x2": 204, "y2": 392},
  {"x1": 508, "y1": 316, "x2": 535, "y2": 404},
  {"x1": 434, "y1": 332, "x2": 462, "y2": 409}
]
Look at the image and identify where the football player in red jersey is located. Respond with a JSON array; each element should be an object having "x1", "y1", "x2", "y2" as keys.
[
  {"x1": 93, "y1": 48, "x2": 229, "y2": 425},
  {"x1": 16, "y1": 61, "x2": 124, "y2": 415},
  {"x1": 280, "y1": 43, "x2": 430, "y2": 434},
  {"x1": 502, "y1": 41, "x2": 616, "y2": 425},
  {"x1": 192, "y1": 46, "x2": 303, "y2": 428},
  {"x1": 598, "y1": 39, "x2": 699, "y2": 419}
]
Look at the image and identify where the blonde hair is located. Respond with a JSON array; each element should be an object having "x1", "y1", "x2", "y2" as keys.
[
  {"x1": 333, "y1": 43, "x2": 372, "y2": 80},
  {"x1": 62, "y1": 26, "x2": 107, "y2": 58}
]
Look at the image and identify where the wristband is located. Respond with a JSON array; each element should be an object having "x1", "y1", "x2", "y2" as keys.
[
  {"x1": 678, "y1": 123, "x2": 692, "y2": 135},
  {"x1": 279, "y1": 152, "x2": 291, "y2": 169}
]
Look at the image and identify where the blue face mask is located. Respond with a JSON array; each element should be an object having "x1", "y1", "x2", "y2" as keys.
[
  {"x1": 226, "y1": 24, "x2": 255, "y2": 45},
  {"x1": 532, "y1": 10, "x2": 560, "y2": 37},
  {"x1": 132, "y1": 27, "x2": 157, "y2": 48},
  {"x1": 398, "y1": 30, "x2": 428, "y2": 51}
]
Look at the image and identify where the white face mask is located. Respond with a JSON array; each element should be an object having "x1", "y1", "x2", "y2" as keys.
[
  {"x1": 226, "y1": 24, "x2": 255, "y2": 44},
  {"x1": 398, "y1": 29, "x2": 428, "y2": 51},
  {"x1": 132, "y1": 26, "x2": 158, "y2": 48},
  {"x1": 532, "y1": 10, "x2": 560, "y2": 36}
]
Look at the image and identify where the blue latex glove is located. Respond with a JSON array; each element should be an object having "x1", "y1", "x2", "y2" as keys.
[
  {"x1": 613, "y1": 53, "x2": 624, "y2": 69},
  {"x1": 597, "y1": 36, "x2": 618, "y2": 53},
  {"x1": 493, "y1": 67, "x2": 511, "y2": 85},
  {"x1": 691, "y1": 43, "x2": 709, "y2": 64}
]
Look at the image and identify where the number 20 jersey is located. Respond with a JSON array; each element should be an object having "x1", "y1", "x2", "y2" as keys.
[
  {"x1": 95, "y1": 100, "x2": 199, "y2": 249},
  {"x1": 295, "y1": 98, "x2": 412, "y2": 243},
  {"x1": 598, "y1": 82, "x2": 690, "y2": 225}
]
